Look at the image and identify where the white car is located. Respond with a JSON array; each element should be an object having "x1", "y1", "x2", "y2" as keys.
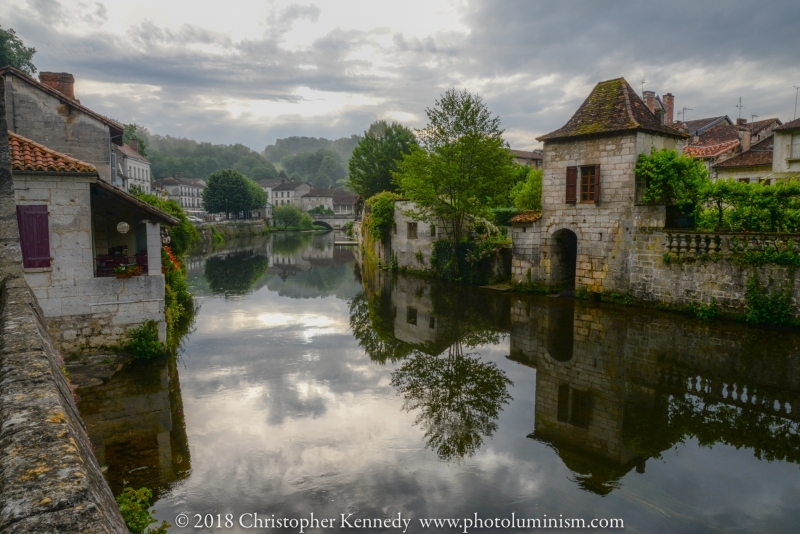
[{"x1": 187, "y1": 216, "x2": 204, "y2": 224}]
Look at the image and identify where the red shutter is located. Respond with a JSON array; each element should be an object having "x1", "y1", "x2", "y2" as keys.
[
  {"x1": 16, "y1": 205, "x2": 51, "y2": 268},
  {"x1": 594, "y1": 164, "x2": 601, "y2": 204},
  {"x1": 566, "y1": 166, "x2": 577, "y2": 204}
]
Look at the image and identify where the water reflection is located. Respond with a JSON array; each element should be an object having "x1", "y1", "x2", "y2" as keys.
[
  {"x1": 508, "y1": 297, "x2": 800, "y2": 495},
  {"x1": 76, "y1": 355, "x2": 190, "y2": 500},
  {"x1": 353, "y1": 266, "x2": 800, "y2": 495}
]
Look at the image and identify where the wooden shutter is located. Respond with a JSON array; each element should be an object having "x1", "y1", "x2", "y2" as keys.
[
  {"x1": 16, "y1": 205, "x2": 51, "y2": 268},
  {"x1": 566, "y1": 166, "x2": 577, "y2": 204},
  {"x1": 594, "y1": 164, "x2": 601, "y2": 204}
]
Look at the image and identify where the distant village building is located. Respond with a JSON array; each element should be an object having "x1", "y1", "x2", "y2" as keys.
[
  {"x1": 156, "y1": 176, "x2": 207, "y2": 217},
  {"x1": 511, "y1": 77, "x2": 688, "y2": 292},
  {"x1": 764, "y1": 117, "x2": 800, "y2": 182},
  {"x1": 9, "y1": 132, "x2": 177, "y2": 352},
  {"x1": 272, "y1": 181, "x2": 312, "y2": 208},
  {"x1": 510, "y1": 149, "x2": 543, "y2": 169},
  {"x1": 301, "y1": 188, "x2": 358, "y2": 214},
  {"x1": 116, "y1": 140, "x2": 152, "y2": 193},
  {"x1": 1, "y1": 67, "x2": 125, "y2": 186}
]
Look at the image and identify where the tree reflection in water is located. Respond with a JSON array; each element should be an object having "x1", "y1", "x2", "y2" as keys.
[
  {"x1": 204, "y1": 250, "x2": 270, "y2": 295},
  {"x1": 392, "y1": 341, "x2": 512, "y2": 461},
  {"x1": 349, "y1": 268, "x2": 513, "y2": 461}
]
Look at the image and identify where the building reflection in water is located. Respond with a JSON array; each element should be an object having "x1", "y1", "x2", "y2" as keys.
[
  {"x1": 509, "y1": 297, "x2": 800, "y2": 495},
  {"x1": 353, "y1": 266, "x2": 800, "y2": 493},
  {"x1": 76, "y1": 355, "x2": 191, "y2": 500}
]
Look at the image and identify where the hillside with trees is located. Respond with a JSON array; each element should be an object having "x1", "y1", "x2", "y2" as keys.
[{"x1": 263, "y1": 135, "x2": 360, "y2": 165}]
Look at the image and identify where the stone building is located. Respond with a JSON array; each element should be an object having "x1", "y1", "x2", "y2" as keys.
[
  {"x1": 9, "y1": 132, "x2": 178, "y2": 352},
  {"x1": 156, "y1": 176, "x2": 207, "y2": 216},
  {"x1": 765, "y1": 117, "x2": 800, "y2": 181},
  {"x1": 510, "y1": 149, "x2": 543, "y2": 169},
  {"x1": 511, "y1": 77, "x2": 688, "y2": 292},
  {"x1": 271, "y1": 180, "x2": 312, "y2": 207},
  {"x1": 301, "y1": 188, "x2": 358, "y2": 214},
  {"x1": 116, "y1": 139, "x2": 152, "y2": 193},
  {"x1": 2, "y1": 67, "x2": 124, "y2": 185},
  {"x1": 712, "y1": 135, "x2": 775, "y2": 183}
]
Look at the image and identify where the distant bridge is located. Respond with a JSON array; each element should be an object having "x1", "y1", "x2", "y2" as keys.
[{"x1": 310, "y1": 213, "x2": 355, "y2": 230}]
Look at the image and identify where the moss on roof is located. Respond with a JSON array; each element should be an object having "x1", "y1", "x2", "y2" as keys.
[{"x1": 537, "y1": 78, "x2": 688, "y2": 142}]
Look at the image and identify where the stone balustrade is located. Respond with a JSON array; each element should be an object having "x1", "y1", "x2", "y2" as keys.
[{"x1": 663, "y1": 231, "x2": 800, "y2": 258}]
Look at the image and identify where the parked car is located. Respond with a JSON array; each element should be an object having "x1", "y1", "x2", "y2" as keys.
[{"x1": 187, "y1": 216, "x2": 204, "y2": 224}]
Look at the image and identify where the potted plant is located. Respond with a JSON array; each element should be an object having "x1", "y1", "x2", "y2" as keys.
[
  {"x1": 129, "y1": 265, "x2": 143, "y2": 277},
  {"x1": 114, "y1": 265, "x2": 131, "y2": 279}
]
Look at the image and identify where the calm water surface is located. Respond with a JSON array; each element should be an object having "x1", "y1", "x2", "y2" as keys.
[{"x1": 77, "y1": 233, "x2": 800, "y2": 533}]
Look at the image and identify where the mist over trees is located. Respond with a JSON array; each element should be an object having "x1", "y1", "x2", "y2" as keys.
[
  {"x1": 281, "y1": 149, "x2": 348, "y2": 188},
  {"x1": 130, "y1": 126, "x2": 278, "y2": 182},
  {"x1": 263, "y1": 135, "x2": 360, "y2": 164}
]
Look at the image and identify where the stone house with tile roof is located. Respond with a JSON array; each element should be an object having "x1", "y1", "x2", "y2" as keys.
[
  {"x1": 511, "y1": 77, "x2": 688, "y2": 292},
  {"x1": 9, "y1": 131, "x2": 177, "y2": 352},
  {"x1": 272, "y1": 180, "x2": 312, "y2": 208},
  {"x1": 684, "y1": 117, "x2": 782, "y2": 177},
  {"x1": 510, "y1": 149, "x2": 543, "y2": 169},
  {"x1": 2, "y1": 67, "x2": 125, "y2": 186},
  {"x1": 766, "y1": 118, "x2": 800, "y2": 182},
  {"x1": 712, "y1": 135, "x2": 776, "y2": 183},
  {"x1": 116, "y1": 140, "x2": 152, "y2": 193}
]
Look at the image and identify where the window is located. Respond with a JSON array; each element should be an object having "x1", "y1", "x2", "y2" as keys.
[
  {"x1": 580, "y1": 165, "x2": 599, "y2": 203},
  {"x1": 556, "y1": 384, "x2": 591, "y2": 427},
  {"x1": 16, "y1": 205, "x2": 51, "y2": 268},
  {"x1": 429, "y1": 316, "x2": 436, "y2": 329},
  {"x1": 407, "y1": 222, "x2": 418, "y2": 239},
  {"x1": 406, "y1": 307, "x2": 418, "y2": 325},
  {"x1": 430, "y1": 224, "x2": 436, "y2": 237},
  {"x1": 792, "y1": 134, "x2": 800, "y2": 159},
  {"x1": 392, "y1": 222, "x2": 397, "y2": 235}
]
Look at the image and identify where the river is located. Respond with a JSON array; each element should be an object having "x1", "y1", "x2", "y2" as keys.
[{"x1": 76, "y1": 232, "x2": 800, "y2": 533}]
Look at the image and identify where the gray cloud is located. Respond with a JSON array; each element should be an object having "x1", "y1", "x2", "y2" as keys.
[{"x1": 3, "y1": 0, "x2": 799, "y2": 150}]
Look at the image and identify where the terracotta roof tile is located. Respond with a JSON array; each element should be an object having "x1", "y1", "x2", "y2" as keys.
[
  {"x1": 714, "y1": 135, "x2": 774, "y2": 169},
  {"x1": 683, "y1": 139, "x2": 740, "y2": 158},
  {"x1": 117, "y1": 143, "x2": 149, "y2": 163},
  {"x1": 743, "y1": 118, "x2": 780, "y2": 135},
  {"x1": 683, "y1": 116, "x2": 731, "y2": 135},
  {"x1": 510, "y1": 149, "x2": 543, "y2": 160},
  {"x1": 9, "y1": 132, "x2": 97, "y2": 173},
  {"x1": 510, "y1": 211, "x2": 542, "y2": 224},
  {"x1": 774, "y1": 117, "x2": 800, "y2": 132},
  {"x1": 537, "y1": 78, "x2": 688, "y2": 142}
]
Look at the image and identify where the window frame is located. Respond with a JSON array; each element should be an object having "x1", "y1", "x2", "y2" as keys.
[
  {"x1": 579, "y1": 165, "x2": 599, "y2": 204},
  {"x1": 407, "y1": 222, "x2": 418, "y2": 240}
]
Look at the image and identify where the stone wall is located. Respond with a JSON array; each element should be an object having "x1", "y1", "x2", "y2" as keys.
[
  {"x1": 196, "y1": 220, "x2": 271, "y2": 245},
  {"x1": 4, "y1": 75, "x2": 113, "y2": 182},
  {"x1": 0, "y1": 79, "x2": 127, "y2": 532}
]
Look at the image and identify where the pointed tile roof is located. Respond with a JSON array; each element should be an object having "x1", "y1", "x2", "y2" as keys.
[
  {"x1": 537, "y1": 78, "x2": 688, "y2": 142},
  {"x1": 774, "y1": 117, "x2": 800, "y2": 132},
  {"x1": 9, "y1": 132, "x2": 98, "y2": 173}
]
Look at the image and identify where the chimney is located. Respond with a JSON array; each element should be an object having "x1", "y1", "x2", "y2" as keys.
[
  {"x1": 643, "y1": 90, "x2": 656, "y2": 113},
  {"x1": 739, "y1": 127, "x2": 752, "y2": 152},
  {"x1": 662, "y1": 93, "x2": 674, "y2": 125},
  {"x1": 692, "y1": 133, "x2": 700, "y2": 144},
  {"x1": 130, "y1": 139, "x2": 138, "y2": 153},
  {"x1": 38, "y1": 72, "x2": 77, "y2": 101},
  {"x1": 736, "y1": 117, "x2": 747, "y2": 126}
]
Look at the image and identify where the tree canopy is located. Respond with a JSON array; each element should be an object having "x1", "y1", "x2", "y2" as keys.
[
  {"x1": 0, "y1": 26, "x2": 36, "y2": 74},
  {"x1": 273, "y1": 204, "x2": 303, "y2": 228},
  {"x1": 202, "y1": 169, "x2": 266, "y2": 218},
  {"x1": 348, "y1": 120, "x2": 417, "y2": 201},
  {"x1": 393, "y1": 89, "x2": 516, "y2": 249},
  {"x1": 635, "y1": 148, "x2": 708, "y2": 206},
  {"x1": 263, "y1": 135, "x2": 361, "y2": 164},
  {"x1": 123, "y1": 124, "x2": 148, "y2": 157},
  {"x1": 281, "y1": 148, "x2": 347, "y2": 188},
  {"x1": 510, "y1": 165, "x2": 543, "y2": 210}
]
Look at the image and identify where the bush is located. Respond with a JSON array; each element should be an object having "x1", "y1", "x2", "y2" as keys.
[
  {"x1": 510, "y1": 167, "x2": 542, "y2": 210},
  {"x1": 116, "y1": 487, "x2": 170, "y2": 534},
  {"x1": 130, "y1": 191, "x2": 199, "y2": 256},
  {"x1": 745, "y1": 274, "x2": 794, "y2": 326},
  {"x1": 308, "y1": 205, "x2": 334, "y2": 215},
  {"x1": 299, "y1": 212, "x2": 314, "y2": 230},
  {"x1": 365, "y1": 191, "x2": 403, "y2": 240},
  {"x1": 124, "y1": 320, "x2": 163, "y2": 360},
  {"x1": 492, "y1": 207, "x2": 522, "y2": 227},
  {"x1": 344, "y1": 221, "x2": 354, "y2": 238},
  {"x1": 273, "y1": 204, "x2": 303, "y2": 228}
]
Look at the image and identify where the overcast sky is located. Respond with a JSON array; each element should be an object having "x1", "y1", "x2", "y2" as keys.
[{"x1": 3, "y1": 0, "x2": 800, "y2": 151}]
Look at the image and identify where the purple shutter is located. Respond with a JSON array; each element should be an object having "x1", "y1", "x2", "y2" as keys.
[{"x1": 16, "y1": 205, "x2": 51, "y2": 268}]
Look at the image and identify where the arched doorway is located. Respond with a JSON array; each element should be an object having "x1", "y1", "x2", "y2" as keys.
[{"x1": 551, "y1": 229, "x2": 578, "y2": 287}]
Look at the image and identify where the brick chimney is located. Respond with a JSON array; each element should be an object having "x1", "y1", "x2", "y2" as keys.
[
  {"x1": 662, "y1": 93, "x2": 674, "y2": 125},
  {"x1": 130, "y1": 139, "x2": 138, "y2": 153},
  {"x1": 38, "y1": 72, "x2": 77, "y2": 101},
  {"x1": 736, "y1": 118, "x2": 747, "y2": 126},
  {"x1": 643, "y1": 91, "x2": 656, "y2": 113}
]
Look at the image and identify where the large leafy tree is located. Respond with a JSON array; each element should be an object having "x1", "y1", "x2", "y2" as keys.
[
  {"x1": 348, "y1": 120, "x2": 417, "y2": 200},
  {"x1": 202, "y1": 169, "x2": 266, "y2": 218},
  {"x1": 123, "y1": 124, "x2": 148, "y2": 157},
  {"x1": 272, "y1": 204, "x2": 303, "y2": 228},
  {"x1": 0, "y1": 26, "x2": 36, "y2": 74},
  {"x1": 510, "y1": 165, "x2": 543, "y2": 210},
  {"x1": 393, "y1": 89, "x2": 516, "y2": 254}
]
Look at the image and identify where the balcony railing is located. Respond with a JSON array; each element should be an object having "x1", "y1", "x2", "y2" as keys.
[
  {"x1": 664, "y1": 230, "x2": 800, "y2": 258},
  {"x1": 95, "y1": 252, "x2": 149, "y2": 277}
]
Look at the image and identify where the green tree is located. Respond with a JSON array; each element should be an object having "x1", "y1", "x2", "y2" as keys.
[
  {"x1": 0, "y1": 26, "x2": 36, "y2": 74},
  {"x1": 250, "y1": 165, "x2": 278, "y2": 181},
  {"x1": 123, "y1": 124, "x2": 148, "y2": 157},
  {"x1": 510, "y1": 165, "x2": 542, "y2": 210},
  {"x1": 273, "y1": 204, "x2": 303, "y2": 228},
  {"x1": 348, "y1": 120, "x2": 417, "y2": 200},
  {"x1": 202, "y1": 169, "x2": 265, "y2": 219},
  {"x1": 315, "y1": 155, "x2": 347, "y2": 188},
  {"x1": 299, "y1": 212, "x2": 314, "y2": 230},
  {"x1": 635, "y1": 148, "x2": 708, "y2": 206},
  {"x1": 393, "y1": 89, "x2": 516, "y2": 261}
]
